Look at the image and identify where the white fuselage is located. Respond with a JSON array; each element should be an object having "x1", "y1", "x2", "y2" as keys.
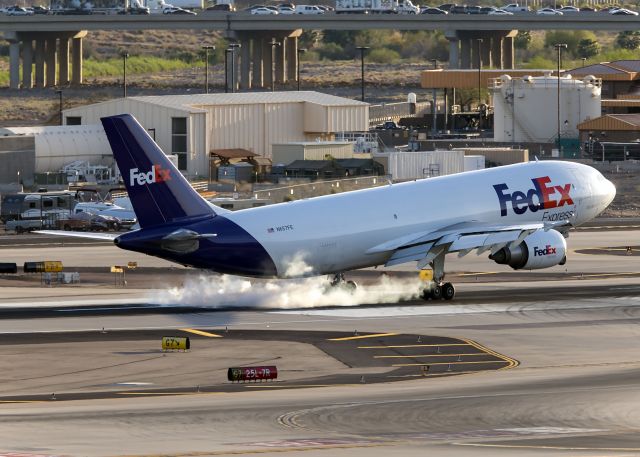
[{"x1": 224, "y1": 161, "x2": 615, "y2": 278}]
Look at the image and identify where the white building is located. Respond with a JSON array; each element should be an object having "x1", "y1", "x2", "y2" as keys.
[
  {"x1": 492, "y1": 73, "x2": 601, "y2": 143},
  {"x1": 0, "y1": 125, "x2": 112, "y2": 173},
  {"x1": 61, "y1": 91, "x2": 369, "y2": 178}
]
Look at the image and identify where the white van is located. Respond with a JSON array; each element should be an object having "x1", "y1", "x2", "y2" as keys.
[{"x1": 295, "y1": 5, "x2": 324, "y2": 14}]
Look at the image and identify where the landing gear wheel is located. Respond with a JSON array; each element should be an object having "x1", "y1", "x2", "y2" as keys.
[
  {"x1": 345, "y1": 280, "x2": 357, "y2": 290},
  {"x1": 420, "y1": 288, "x2": 431, "y2": 300},
  {"x1": 442, "y1": 282, "x2": 455, "y2": 300},
  {"x1": 431, "y1": 284, "x2": 443, "y2": 300}
]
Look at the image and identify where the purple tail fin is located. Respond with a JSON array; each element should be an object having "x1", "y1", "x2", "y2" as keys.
[{"x1": 101, "y1": 114, "x2": 214, "y2": 228}]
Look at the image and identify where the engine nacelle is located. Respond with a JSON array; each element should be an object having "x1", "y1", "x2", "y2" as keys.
[{"x1": 489, "y1": 229, "x2": 567, "y2": 270}]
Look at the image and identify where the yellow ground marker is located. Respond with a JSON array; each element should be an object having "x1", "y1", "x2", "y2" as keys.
[
  {"x1": 180, "y1": 328, "x2": 223, "y2": 338},
  {"x1": 392, "y1": 360, "x2": 510, "y2": 367},
  {"x1": 358, "y1": 343, "x2": 471, "y2": 349},
  {"x1": 328, "y1": 332, "x2": 398, "y2": 341},
  {"x1": 462, "y1": 338, "x2": 520, "y2": 369},
  {"x1": 374, "y1": 353, "x2": 488, "y2": 359}
]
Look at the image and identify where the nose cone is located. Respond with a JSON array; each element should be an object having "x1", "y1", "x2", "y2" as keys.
[{"x1": 604, "y1": 177, "x2": 616, "y2": 208}]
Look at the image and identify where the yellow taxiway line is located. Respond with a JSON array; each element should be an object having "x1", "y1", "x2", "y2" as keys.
[
  {"x1": 374, "y1": 353, "x2": 488, "y2": 359},
  {"x1": 180, "y1": 328, "x2": 223, "y2": 338},
  {"x1": 392, "y1": 360, "x2": 510, "y2": 367},
  {"x1": 328, "y1": 333, "x2": 398, "y2": 341}
]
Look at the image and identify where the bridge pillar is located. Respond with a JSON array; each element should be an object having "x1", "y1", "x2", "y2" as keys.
[
  {"x1": 491, "y1": 34, "x2": 503, "y2": 69},
  {"x1": 45, "y1": 37, "x2": 57, "y2": 87},
  {"x1": 59, "y1": 36, "x2": 70, "y2": 85},
  {"x1": 447, "y1": 35, "x2": 459, "y2": 69},
  {"x1": 481, "y1": 37, "x2": 492, "y2": 69},
  {"x1": 286, "y1": 36, "x2": 298, "y2": 82},
  {"x1": 275, "y1": 36, "x2": 286, "y2": 84},
  {"x1": 263, "y1": 38, "x2": 273, "y2": 89},
  {"x1": 240, "y1": 37, "x2": 251, "y2": 90},
  {"x1": 503, "y1": 35, "x2": 514, "y2": 69},
  {"x1": 460, "y1": 38, "x2": 471, "y2": 69},
  {"x1": 34, "y1": 39, "x2": 46, "y2": 88},
  {"x1": 22, "y1": 39, "x2": 33, "y2": 89},
  {"x1": 9, "y1": 42, "x2": 20, "y2": 89},
  {"x1": 252, "y1": 36, "x2": 263, "y2": 88},
  {"x1": 71, "y1": 35, "x2": 83, "y2": 85}
]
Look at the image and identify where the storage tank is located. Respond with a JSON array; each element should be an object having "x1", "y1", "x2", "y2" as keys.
[{"x1": 492, "y1": 73, "x2": 601, "y2": 143}]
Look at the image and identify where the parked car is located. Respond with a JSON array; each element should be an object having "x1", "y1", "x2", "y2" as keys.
[
  {"x1": 450, "y1": 4, "x2": 468, "y2": 13},
  {"x1": 164, "y1": 6, "x2": 196, "y2": 14},
  {"x1": 558, "y1": 5, "x2": 580, "y2": 13},
  {"x1": 421, "y1": 6, "x2": 447, "y2": 13},
  {"x1": 536, "y1": 7, "x2": 563, "y2": 15},
  {"x1": 437, "y1": 3, "x2": 455, "y2": 11},
  {"x1": 6, "y1": 6, "x2": 34, "y2": 15},
  {"x1": 31, "y1": 5, "x2": 50, "y2": 14},
  {"x1": 502, "y1": 3, "x2": 529, "y2": 12},
  {"x1": 580, "y1": 6, "x2": 598, "y2": 11},
  {"x1": 466, "y1": 5, "x2": 481, "y2": 14},
  {"x1": 610, "y1": 7, "x2": 639, "y2": 15},
  {"x1": 70, "y1": 210, "x2": 121, "y2": 231},
  {"x1": 375, "y1": 120, "x2": 405, "y2": 130},
  {"x1": 206, "y1": 3, "x2": 235, "y2": 11},
  {"x1": 488, "y1": 8, "x2": 513, "y2": 15},
  {"x1": 294, "y1": 4, "x2": 324, "y2": 13},
  {"x1": 278, "y1": 6, "x2": 295, "y2": 13},
  {"x1": 118, "y1": 6, "x2": 150, "y2": 14},
  {"x1": 479, "y1": 6, "x2": 497, "y2": 14},
  {"x1": 251, "y1": 6, "x2": 278, "y2": 14}
]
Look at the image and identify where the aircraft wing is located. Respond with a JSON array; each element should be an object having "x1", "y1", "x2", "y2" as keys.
[
  {"x1": 367, "y1": 220, "x2": 573, "y2": 269},
  {"x1": 34, "y1": 230, "x2": 120, "y2": 241}
]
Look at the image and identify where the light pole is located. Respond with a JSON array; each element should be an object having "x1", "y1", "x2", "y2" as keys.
[
  {"x1": 122, "y1": 52, "x2": 129, "y2": 98},
  {"x1": 55, "y1": 89, "x2": 63, "y2": 126},
  {"x1": 229, "y1": 43, "x2": 241, "y2": 93},
  {"x1": 356, "y1": 46, "x2": 369, "y2": 102},
  {"x1": 476, "y1": 39, "x2": 483, "y2": 106},
  {"x1": 202, "y1": 45, "x2": 215, "y2": 94},
  {"x1": 555, "y1": 43, "x2": 568, "y2": 150},
  {"x1": 297, "y1": 47, "x2": 306, "y2": 91},
  {"x1": 269, "y1": 39, "x2": 281, "y2": 92}
]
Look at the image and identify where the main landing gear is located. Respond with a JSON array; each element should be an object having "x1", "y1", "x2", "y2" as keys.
[
  {"x1": 419, "y1": 249, "x2": 455, "y2": 301},
  {"x1": 329, "y1": 272, "x2": 357, "y2": 292}
]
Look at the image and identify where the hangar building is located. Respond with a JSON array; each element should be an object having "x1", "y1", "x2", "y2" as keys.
[{"x1": 61, "y1": 91, "x2": 369, "y2": 178}]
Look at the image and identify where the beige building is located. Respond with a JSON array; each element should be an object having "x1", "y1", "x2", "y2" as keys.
[{"x1": 62, "y1": 91, "x2": 369, "y2": 178}]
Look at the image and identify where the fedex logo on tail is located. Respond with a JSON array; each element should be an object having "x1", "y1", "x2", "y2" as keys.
[
  {"x1": 129, "y1": 165, "x2": 172, "y2": 186},
  {"x1": 493, "y1": 176, "x2": 574, "y2": 217},
  {"x1": 534, "y1": 244, "x2": 557, "y2": 256}
]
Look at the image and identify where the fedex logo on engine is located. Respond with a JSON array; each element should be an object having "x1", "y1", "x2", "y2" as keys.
[
  {"x1": 493, "y1": 176, "x2": 574, "y2": 217},
  {"x1": 534, "y1": 244, "x2": 557, "y2": 256},
  {"x1": 129, "y1": 165, "x2": 171, "y2": 186}
]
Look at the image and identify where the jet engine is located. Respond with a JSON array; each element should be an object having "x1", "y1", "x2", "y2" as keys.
[{"x1": 489, "y1": 229, "x2": 567, "y2": 270}]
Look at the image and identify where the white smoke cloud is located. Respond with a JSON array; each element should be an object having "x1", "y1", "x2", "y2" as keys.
[{"x1": 151, "y1": 273, "x2": 422, "y2": 309}]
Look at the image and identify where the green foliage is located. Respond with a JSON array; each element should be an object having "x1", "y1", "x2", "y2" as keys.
[
  {"x1": 523, "y1": 55, "x2": 556, "y2": 69},
  {"x1": 515, "y1": 31, "x2": 532, "y2": 50},
  {"x1": 366, "y1": 48, "x2": 401, "y2": 64},
  {"x1": 616, "y1": 31, "x2": 640, "y2": 50},
  {"x1": 544, "y1": 30, "x2": 598, "y2": 58},
  {"x1": 84, "y1": 56, "x2": 200, "y2": 78},
  {"x1": 317, "y1": 42, "x2": 346, "y2": 61},
  {"x1": 577, "y1": 39, "x2": 600, "y2": 58},
  {"x1": 598, "y1": 48, "x2": 640, "y2": 62}
]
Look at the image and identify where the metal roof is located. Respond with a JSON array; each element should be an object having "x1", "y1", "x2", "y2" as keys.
[
  {"x1": 210, "y1": 148, "x2": 257, "y2": 159},
  {"x1": 128, "y1": 91, "x2": 368, "y2": 113},
  {"x1": 578, "y1": 114, "x2": 640, "y2": 131},
  {"x1": 285, "y1": 160, "x2": 342, "y2": 170}
]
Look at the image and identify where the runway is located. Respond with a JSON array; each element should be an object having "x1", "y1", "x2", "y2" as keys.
[{"x1": 0, "y1": 228, "x2": 638, "y2": 456}]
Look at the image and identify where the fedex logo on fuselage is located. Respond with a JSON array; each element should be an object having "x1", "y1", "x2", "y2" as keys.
[
  {"x1": 493, "y1": 176, "x2": 574, "y2": 217},
  {"x1": 129, "y1": 165, "x2": 171, "y2": 186},
  {"x1": 534, "y1": 244, "x2": 556, "y2": 256}
]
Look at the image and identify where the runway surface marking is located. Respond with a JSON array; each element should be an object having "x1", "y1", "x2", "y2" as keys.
[
  {"x1": 358, "y1": 343, "x2": 470, "y2": 349},
  {"x1": 109, "y1": 441, "x2": 391, "y2": 456},
  {"x1": 392, "y1": 360, "x2": 510, "y2": 367},
  {"x1": 328, "y1": 332, "x2": 398, "y2": 341},
  {"x1": 463, "y1": 338, "x2": 520, "y2": 369},
  {"x1": 179, "y1": 328, "x2": 223, "y2": 338},
  {"x1": 454, "y1": 442, "x2": 640, "y2": 451},
  {"x1": 374, "y1": 353, "x2": 489, "y2": 358}
]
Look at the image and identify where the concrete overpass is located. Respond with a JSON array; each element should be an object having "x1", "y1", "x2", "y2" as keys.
[{"x1": 2, "y1": 13, "x2": 639, "y2": 89}]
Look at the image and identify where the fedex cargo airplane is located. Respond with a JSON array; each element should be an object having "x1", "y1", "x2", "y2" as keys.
[{"x1": 40, "y1": 114, "x2": 616, "y2": 300}]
